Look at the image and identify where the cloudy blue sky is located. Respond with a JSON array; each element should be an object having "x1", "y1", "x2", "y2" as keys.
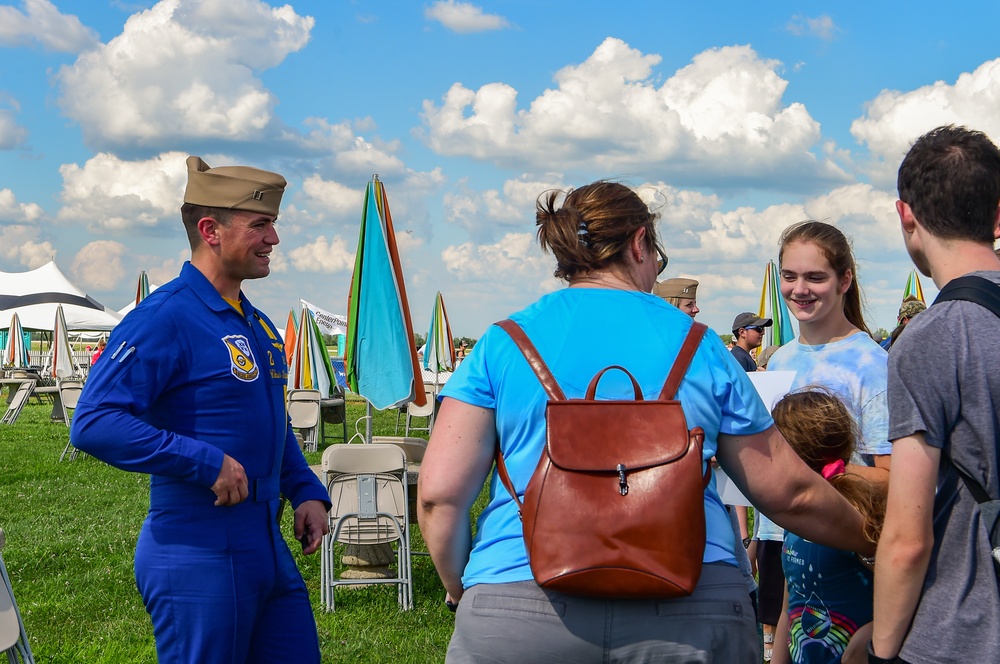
[{"x1": 2, "y1": 0, "x2": 999, "y2": 338}]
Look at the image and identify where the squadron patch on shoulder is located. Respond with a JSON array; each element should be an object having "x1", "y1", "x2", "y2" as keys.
[{"x1": 222, "y1": 334, "x2": 259, "y2": 382}]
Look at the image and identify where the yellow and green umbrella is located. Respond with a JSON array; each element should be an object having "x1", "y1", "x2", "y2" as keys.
[
  {"x1": 288, "y1": 306, "x2": 336, "y2": 397},
  {"x1": 902, "y1": 270, "x2": 925, "y2": 304},
  {"x1": 758, "y1": 259, "x2": 796, "y2": 348},
  {"x1": 424, "y1": 291, "x2": 455, "y2": 375}
]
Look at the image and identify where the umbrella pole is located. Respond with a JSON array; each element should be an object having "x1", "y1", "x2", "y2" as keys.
[{"x1": 365, "y1": 400, "x2": 373, "y2": 444}]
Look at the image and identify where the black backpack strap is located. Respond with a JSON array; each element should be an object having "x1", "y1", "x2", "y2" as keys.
[
  {"x1": 931, "y1": 276, "x2": 1000, "y2": 504},
  {"x1": 933, "y1": 275, "x2": 1000, "y2": 318},
  {"x1": 945, "y1": 451, "x2": 994, "y2": 504}
]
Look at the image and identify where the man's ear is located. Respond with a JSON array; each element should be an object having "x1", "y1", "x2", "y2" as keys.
[
  {"x1": 197, "y1": 216, "x2": 221, "y2": 246},
  {"x1": 993, "y1": 205, "x2": 1000, "y2": 240}
]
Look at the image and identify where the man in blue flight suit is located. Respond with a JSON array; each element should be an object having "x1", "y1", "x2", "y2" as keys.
[{"x1": 71, "y1": 156, "x2": 331, "y2": 663}]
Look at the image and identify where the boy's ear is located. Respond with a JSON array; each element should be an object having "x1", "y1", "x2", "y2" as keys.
[{"x1": 896, "y1": 200, "x2": 917, "y2": 234}]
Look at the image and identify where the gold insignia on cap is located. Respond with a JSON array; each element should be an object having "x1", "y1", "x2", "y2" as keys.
[{"x1": 183, "y1": 156, "x2": 286, "y2": 216}]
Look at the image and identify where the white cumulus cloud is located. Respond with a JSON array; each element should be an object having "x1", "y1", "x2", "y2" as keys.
[
  {"x1": 0, "y1": 225, "x2": 54, "y2": 269},
  {"x1": 0, "y1": 0, "x2": 99, "y2": 53},
  {"x1": 425, "y1": 1, "x2": 510, "y2": 33},
  {"x1": 72, "y1": 240, "x2": 127, "y2": 290},
  {"x1": 444, "y1": 175, "x2": 566, "y2": 238},
  {"x1": 420, "y1": 38, "x2": 848, "y2": 189},
  {"x1": 287, "y1": 236, "x2": 354, "y2": 273},
  {"x1": 0, "y1": 188, "x2": 43, "y2": 223},
  {"x1": 851, "y1": 58, "x2": 1000, "y2": 186},
  {"x1": 56, "y1": 0, "x2": 313, "y2": 150},
  {"x1": 441, "y1": 232, "x2": 551, "y2": 283},
  {"x1": 57, "y1": 151, "x2": 189, "y2": 232}
]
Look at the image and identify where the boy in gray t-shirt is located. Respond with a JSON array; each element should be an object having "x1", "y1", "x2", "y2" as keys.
[
  {"x1": 887, "y1": 284, "x2": 1000, "y2": 663},
  {"x1": 873, "y1": 125, "x2": 1000, "y2": 664}
]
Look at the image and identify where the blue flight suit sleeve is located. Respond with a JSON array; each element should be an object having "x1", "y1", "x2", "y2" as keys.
[{"x1": 71, "y1": 300, "x2": 225, "y2": 488}]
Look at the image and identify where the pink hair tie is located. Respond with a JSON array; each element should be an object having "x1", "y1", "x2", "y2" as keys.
[{"x1": 821, "y1": 459, "x2": 846, "y2": 480}]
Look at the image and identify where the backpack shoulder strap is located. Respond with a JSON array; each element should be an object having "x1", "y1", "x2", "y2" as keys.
[
  {"x1": 494, "y1": 319, "x2": 566, "y2": 400},
  {"x1": 945, "y1": 451, "x2": 994, "y2": 504},
  {"x1": 932, "y1": 276, "x2": 1000, "y2": 504},
  {"x1": 491, "y1": 319, "x2": 565, "y2": 512},
  {"x1": 659, "y1": 322, "x2": 708, "y2": 400},
  {"x1": 933, "y1": 275, "x2": 1000, "y2": 318}
]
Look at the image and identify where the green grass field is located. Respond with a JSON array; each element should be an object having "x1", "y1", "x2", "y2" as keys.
[{"x1": 0, "y1": 397, "x2": 458, "y2": 663}]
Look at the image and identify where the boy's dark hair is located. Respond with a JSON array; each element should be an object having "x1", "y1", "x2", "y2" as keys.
[{"x1": 898, "y1": 125, "x2": 1000, "y2": 243}]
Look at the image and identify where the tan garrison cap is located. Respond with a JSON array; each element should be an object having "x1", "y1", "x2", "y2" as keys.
[
  {"x1": 653, "y1": 278, "x2": 699, "y2": 300},
  {"x1": 183, "y1": 156, "x2": 286, "y2": 216}
]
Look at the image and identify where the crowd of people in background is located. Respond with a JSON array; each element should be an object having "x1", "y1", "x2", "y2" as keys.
[{"x1": 420, "y1": 124, "x2": 1000, "y2": 664}]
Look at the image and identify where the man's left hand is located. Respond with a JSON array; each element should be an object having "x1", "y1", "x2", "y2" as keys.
[{"x1": 294, "y1": 500, "x2": 330, "y2": 555}]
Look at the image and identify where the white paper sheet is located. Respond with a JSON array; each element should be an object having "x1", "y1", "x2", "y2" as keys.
[{"x1": 714, "y1": 370, "x2": 796, "y2": 507}]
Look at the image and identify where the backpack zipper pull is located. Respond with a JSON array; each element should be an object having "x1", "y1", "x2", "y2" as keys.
[{"x1": 617, "y1": 464, "x2": 629, "y2": 496}]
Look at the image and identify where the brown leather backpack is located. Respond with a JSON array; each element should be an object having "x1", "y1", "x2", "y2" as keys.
[{"x1": 494, "y1": 319, "x2": 710, "y2": 599}]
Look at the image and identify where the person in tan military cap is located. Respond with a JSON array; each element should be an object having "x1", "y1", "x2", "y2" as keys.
[
  {"x1": 652, "y1": 277, "x2": 700, "y2": 317},
  {"x1": 72, "y1": 156, "x2": 329, "y2": 663}
]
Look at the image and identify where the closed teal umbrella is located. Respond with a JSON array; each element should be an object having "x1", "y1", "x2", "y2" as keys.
[{"x1": 345, "y1": 177, "x2": 425, "y2": 420}]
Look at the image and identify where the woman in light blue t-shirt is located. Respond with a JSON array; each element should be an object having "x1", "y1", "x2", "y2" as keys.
[{"x1": 418, "y1": 184, "x2": 875, "y2": 664}]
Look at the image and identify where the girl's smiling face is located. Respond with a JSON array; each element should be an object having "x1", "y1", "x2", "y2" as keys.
[{"x1": 779, "y1": 240, "x2": 852, "y2": 329}]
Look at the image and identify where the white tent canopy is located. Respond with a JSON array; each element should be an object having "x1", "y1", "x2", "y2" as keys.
[
  {"x1": 118, "y1": 283, "x2": 160, "y2": 317},
  {"x1": 0, "y1": 261, "x2": 122, "y2": 331}
]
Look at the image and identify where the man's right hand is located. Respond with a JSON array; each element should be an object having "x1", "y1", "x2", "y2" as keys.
[{"x1": 212, "y1": 454, "x2": 249, "y2": 506}]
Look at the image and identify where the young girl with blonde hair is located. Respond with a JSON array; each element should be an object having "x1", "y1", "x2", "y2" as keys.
[{"x1": 770, "y1": 389, "x2": 886, "y2": 664}]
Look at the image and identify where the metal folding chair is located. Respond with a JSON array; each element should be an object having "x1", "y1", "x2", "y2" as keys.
[
  {"x1": 320, "y1": 444, "x2": 412, "y2": 611},
  {"x1": 1, "y1": 382, "x2": 34, "y2": 426},
  {"x1": 58, "y1": 379, "x2": 85, "y2": 461},
  {"x1": 0, "y1": 529, "x2": 35, "y2": 664},
  {"x1": 404, "y1": 386, "x2": 436, "y2": 437},
  {"x1": 287, "y1": 389, "x2": 322, "y2": 452}
]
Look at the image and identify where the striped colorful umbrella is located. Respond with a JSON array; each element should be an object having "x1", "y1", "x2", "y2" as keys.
[
  {"x1": 3, "y1": 312, "x2": 30, "y2": 369},
  {"x1": 903, "y1": 270, "x2": 926, "y2": 304},
  {"x1": 758, "y1": 260, "x2": 796, "y2": 348},
  {"x1": 135, "y1": 270, "x2": 150, "y2": 307},
  {"x1": 288, "y1": 306, "x2": 336, "y2": 397},
  {"x1": 345, "y1": 177, "x2": 425, "y2": 417},
  {"x1": 424, "y1": 291, "x2": 455, "y2": 375},
  {"x1": 48, "y1": 304, "x2": 79, "y2": 378},
  {"x1": 284, "y1": 309, "x2": 298, "y2": 367}
]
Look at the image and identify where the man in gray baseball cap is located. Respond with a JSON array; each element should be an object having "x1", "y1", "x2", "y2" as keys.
[{"x1": 731, "y1": 312, "x2": 772, "y2": 372}]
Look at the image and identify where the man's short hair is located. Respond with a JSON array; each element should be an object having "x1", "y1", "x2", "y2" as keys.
[
  {"x1": 898, "y1": 125, "x2": 1000, "y2": 243},
  {"x1": 180, "y1": 203, "x2": 233, "y2": 250}
]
